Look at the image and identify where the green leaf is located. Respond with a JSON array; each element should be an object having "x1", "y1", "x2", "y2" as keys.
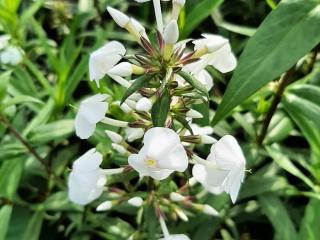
[
  {"x1": 259, "y1": 194, "x2": 298, "y2": 240},
  {"x1": 173, "y1": 114, "x2": 194, "y2": 135},
  {"x1": 28, "y1": 120, "x2": 74, "y2": 143},
  {"x1": 1, "y1": 95, "x2": 43, "y2": 110},
  {"x1": 0, "y1": 71, "x2": 11, "y2": 104},
  {"x1": 44, "y1": 192, "x2": 83, "y2": 212},
  {"x1": 265, "y1": 112, "x2": 293, "y2": 144},
  {"x1": 22, "y1": 211, "x2": 44, "y2": 240},
  {"x1": 0, "y1": 157, "x2": 24, "y2": 199},
  {"x1": 266, "y1": 145, "x2": 316, "y2": 191},
  {"x1": 299, "y1": 199, "x2": 320, "y2": 240},
  {"x1": 283, "y1": 94, "x2": 320, "y2": 159},
  {"x1": 151, "y1": 88, "x2": 170, "y2": 127},
  {"x1": 283, "y1": 92, "x2": 320, "y2": 131},
  {"x1": 212, "y1": 0, "x2": 320, "y2": 125},
  {"x1": 0, "y1": 205, "x2": 12, "y2": 240},
  {"x1": 121, "y1": 75, "x2": 153, "y2": 104},
  {"x1": 181, "y1": 0, "x2": 224, "y2": 38},
  {"x1": 178, "y1": 71, "x2": 209, "y2": 98}
]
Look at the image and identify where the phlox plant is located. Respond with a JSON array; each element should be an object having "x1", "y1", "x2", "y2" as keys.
[{"x1": 68, "y1": 0, "x2": 247, "y2": 239}]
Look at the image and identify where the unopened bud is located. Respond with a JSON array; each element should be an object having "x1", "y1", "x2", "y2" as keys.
[
  {"x1": 163, "y1": 20, "x2": 179, "y2": 45},
  {"x1": 96, "y1": 201, "x2": 112, "y2": 212},
  {"x1": 175, "y1": 207, "x2": 189, "y2": 222},
  {"x1": 107, "y1": 7, "x2": 130, "y2": 28},
  {"x1": 109, "y1": 75, "x2": 131, "y2": 88},
  {"x1": 105, "y1": 130, "x2": 123, "y2": 143},
  {"x1": 126, "y1": 128, "x2": 144, "y2": 142},
  {"x1": 170, "y1": 192, "x2": 185, "y2": 202},
  {"x1": 186, "y1": 109, "x2": 203, "y2": 119},
  {"x1": 136, "y1": 97, "x2": 152, "y2": 112},
  {"x1": 102, "y1": 117, "x2": 129, "y2": 127},
  {"x1": 109, "y1": 62, "x2": 133, "y2": 77},
  {"x1": 119, "y1": 102, "x2": 133, "y2": 113},
  {"x1": 128, "y1": 197, "x2": 143, "y2": 207},
  {"x1": 172, "y1": 0, "x2": 186, "y2": 20},
  {"x1": 200, "y1": 135, "x2": 217, "y2": 144},
  {"x1": 203, "y1": 204, "x2": 219, "y2": 216},
  {"x1": 112, "y1": 143, "x2": 127, "y2": 155}
]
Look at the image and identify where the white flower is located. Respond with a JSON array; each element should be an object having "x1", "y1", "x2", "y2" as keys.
[
  {"x1": 75, "y1": 94, "x2": 108, "y2": 139},
  {"x1": 193, "y1": 34, "x2": 237, "y2": 73},
  {"x1": 186, "y1": 124, "x2": 216, "y2": 144},
  {"x1": 96, "y1": 200, "x2": 113, "y2": 211},
  {"x1": 68, "y1": 149, "x2": 107, "y2": 205},
  {"x1": 163, "y1": 20, "x2": 179, "y2": 45},
  {"x1": 89, "y1": 41, "x2": 126, "y2": 86},
  {"x1": 128, "y1": 196, "x2": 144, "y2": 207},
  {"x1": 128, "y1": 127, "x2": 188, "y2": 180},
  {"x1": 192, "y1": 135, "x2": 246, "y2": 203},
  {"x1": 125, "y1": 128, "x2": 144, "y2": 142},
  {"x1": 136, "y1": 97, "x2": 152, "y2": 112},
  {"x1": 0, "y1": 46, "x2": 23, "y2": 65},
  {"x1": 159, "y1": 215, "x2": 190, "y2": 240}
]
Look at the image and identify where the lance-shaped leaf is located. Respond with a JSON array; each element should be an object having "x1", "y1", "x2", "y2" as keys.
[
  {"x1": 121, "y1": 75, "x2": 153, "y2": 104},
  {"x1": 151, "y1": 88, "x2": 170, "y2": 127},
  {"x1": 173, "y1": 114, "x2": 194, "y2": 135},
  {"x1": 178, "y1": 71, "x2": 209, "y2": 98},
  {"x1": 212, "y1": 0, "x2": 320, "y2": 126}
]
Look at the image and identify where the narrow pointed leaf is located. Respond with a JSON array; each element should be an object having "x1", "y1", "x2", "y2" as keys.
[
  {"x1": 212, "y1": 0, "x2": 320, "y2": 125},
  {"x1": 151, "y1": 88, "x2": 170, "y2": 127},
  {"x1": 121, "y1": 75, "x2": 153, "y2": 104},
  {"x1": 178, "y1": 71, "x2": 209, "y2": 98}
]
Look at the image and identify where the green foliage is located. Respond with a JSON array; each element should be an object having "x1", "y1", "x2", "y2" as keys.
[
  {"x1": 0, "y1": 0, "x2": 319, "y2": 239},
  {"x1": 213, "y1": 0, "x2": 320, "y2": 125}
]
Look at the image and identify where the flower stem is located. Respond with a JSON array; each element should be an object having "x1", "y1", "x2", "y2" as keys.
[
  {"x1": 153, "y1": 0, "x2": 163, "y2": 32},
  {"x1": 256, "y1": 66, "x2": 296, "y2": 146},
  {"x1": 0, "y1": 115, "x2": 51, "y2": 175}
]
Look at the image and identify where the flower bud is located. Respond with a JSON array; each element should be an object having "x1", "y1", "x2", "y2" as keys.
[
  {"x1": 128, "y1": 197, "x2": 143, "y2": 207},
  {"x1": 136, "y1": 97, "x2": 152, "y2": 112},
  {"x1": 172, "y1": 0, "x2": 186, "y2": 20},
  {"x1": 163, "y1": 20, "x2": 179, "y2": 45},
  {"x1": 203, "y1": 204, "x2": 219, "y2": 216},
  {"x1": 119, "y1": 102, "x2": 133, "y2": 113},
  {"x1": 102, "y1": 117, "x2": 129, "y2": 127},
  {"x1": 126, "y1": 128, "x2": 144, "y2": 142},
  {"x1": 109, "y1": 62, "x2": 133, "y2": 77},
  {"x1": 125, "y1": 99, "x2": 137, "y2": 109},
  {"x1": 170, "y1": 192, "x2": 185, "y2": 202},
  {"x1": 186, "y1": 109, "x2": 203, "y2": 119},
  {"x1": 105, "y1": 130, "x2": 123, "y2": 143},
  {"x1": 175, "y1": 207, "x2": 189, "y2": 222},
  {"x1": 96, "y1": 201, "x2": 112, "y2": 212},
  {"x1": 109, "y1": 75, "x2": 131, "y2": 88},
  {"x1": 200, "y1": 135, "x2": 217, "y2": 144},
  {"x1": 107, "y1": 7, "x2": 130, "y2": 28},
  {"x1": 112, "y1": 143, "x2": 127, "y2": 155}
]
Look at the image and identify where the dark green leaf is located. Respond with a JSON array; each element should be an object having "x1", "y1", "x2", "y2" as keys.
[
  {"x1": 22, "y1": 211, "x2": 44, "y2": 240},
  {"x1": 299, "y1": 199, "x2": 320, "y2": 240},
  {"x1": 0, "y1": 205, "x2": 12, "y2": 240},
  {"x1": 213, "y1": 0, "x2": 320, "y2": 125},
  {"x1": 173, "y1": 114, "x2": 194, "y2": 135},
  {"x1": 121, "y1": 75, "x2": 153, "y2": 104},
  {"x1": 181, "y1": 0, "x2": 224, "y2": 38},
  {"x1": 259, "y1": 194, "x2": 298, "y2": 240},
  {"x1": 151, "y1": 88, "x2": 170, "y2": 127}
]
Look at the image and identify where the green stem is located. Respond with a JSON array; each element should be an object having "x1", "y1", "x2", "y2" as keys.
[{"x1": 257, "y1": 66, "x2": 296, "y2": 146}]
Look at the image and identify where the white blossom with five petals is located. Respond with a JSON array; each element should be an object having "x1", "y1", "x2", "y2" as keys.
[
  {"x1": 128, "y1": 127, "x2": 188, "y2": 180},
  {"x1": 192, "y1": 135, "x2": 246, "y2": 203}
]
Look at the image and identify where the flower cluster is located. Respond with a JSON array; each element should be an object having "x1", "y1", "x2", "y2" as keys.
[{"x1": 68, "y1": 0, "x2": 246, "y2": 238}]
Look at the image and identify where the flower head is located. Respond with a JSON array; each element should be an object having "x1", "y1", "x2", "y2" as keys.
[
  {"x1": 75, "y1": 94, "x2": 108, "y2": 139},
  {"x1": 68, "y1": 149, "x2": 107, "y2": 205},
  {"x1": 192, "y1": 135, "x2": 246, "y2": 203},
  {"x1": 128, "y1": 127, "x2": 188, "y2": 180}
]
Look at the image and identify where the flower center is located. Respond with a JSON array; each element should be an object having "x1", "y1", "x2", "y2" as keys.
[{"x1": 145, "y1": 158, "x2": 157, "y2": 168}]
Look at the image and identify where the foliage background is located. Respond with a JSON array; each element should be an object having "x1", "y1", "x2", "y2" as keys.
[{"x1": 0, "y1": 0, "x2": 320, "y2": 239}]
